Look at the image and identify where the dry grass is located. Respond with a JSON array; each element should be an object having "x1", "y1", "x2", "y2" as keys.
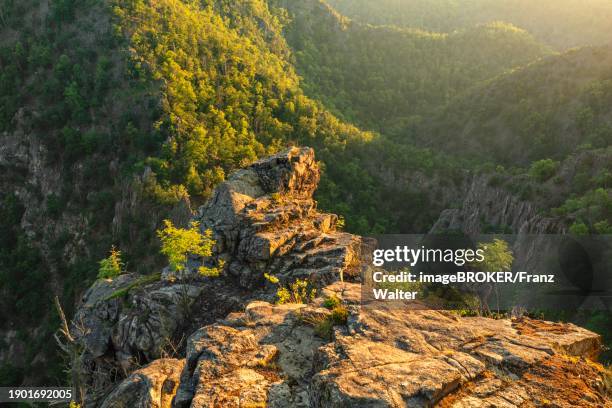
[{"x1": 301, "y1": 303, "x2": 349, "y2": 340}]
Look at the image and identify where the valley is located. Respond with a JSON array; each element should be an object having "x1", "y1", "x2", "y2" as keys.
[{"x1": 0, "y1": 0, "x2": 610, "y2": 393}]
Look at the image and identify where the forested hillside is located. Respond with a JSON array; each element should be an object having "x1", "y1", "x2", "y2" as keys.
[
  {"x1": 272, "y1": 0, "x2": 612, "y2": 235},
  {"x1": 273, "y1": 0, "x2": 551, "y2": 133},
  {"x1": 326, "y1": 0, "x2": 612, "y2": 50},
  {"x1": 423, "y1": 46, "x2": 612, "y2": 164},
  {"x1": 420, "y1": 45, "x2": 612, "y2": 234}
]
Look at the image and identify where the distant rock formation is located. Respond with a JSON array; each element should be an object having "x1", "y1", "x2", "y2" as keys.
[
  {"x1": 431, "y1": 174, "x2": 565, "y2": 235},
  {"x1": 71, "y1": 147, "x2": 609, "y2": 407}
]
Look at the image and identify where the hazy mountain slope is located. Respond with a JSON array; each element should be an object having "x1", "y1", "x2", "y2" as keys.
[
  {"x1": 423, "y1": 46, "x2": 612, "y2": 165},
  {"x1": 271, "y1": 0, "x2": 551, "y2": 134},
  {"x1": 419, "y1": 45, "x2": 612, "y2": 235},
  {"x1": 1, "y1": 0, "x2": 133, "y2": 384},
  {"x1": 326, "y1": 0, "x2": 612, "y2": 50}
]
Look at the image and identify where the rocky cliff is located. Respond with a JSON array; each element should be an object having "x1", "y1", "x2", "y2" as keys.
[
  {"x1": 70, "y1": 147, "x2": 610, "y2": 407},
  {"x1": 431, "y1": 148, "x2": 612, "y2": 236},
  {"x1": 431, "y1": 175, "x2": 564, "y2": 236}
]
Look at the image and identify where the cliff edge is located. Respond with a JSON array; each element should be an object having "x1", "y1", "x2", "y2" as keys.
[{"x1": 69, "y1": 147, "x2": 610, "y2": 407}]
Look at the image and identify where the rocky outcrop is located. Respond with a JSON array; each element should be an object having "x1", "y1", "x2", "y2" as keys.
[
  {"x1": 99, "y1": 359, "x2": 184, "y2": 408},
  {"x1": 71, "y1": 147, "x2": 361, "y2": 405},
  {"x1": 72, "y1": 274, "x2": 243, "y2": 397},
  {"x1": 312, "y1": 283, "x2": 606, "y2": 408},
  {"x1": 149, "y1": 147, "x2": 362, "y2": 287},
  {"x1": 429, "y1": 174, "x2": 568, "y2": 288},
  {"x1": 431, "y1": 175, "x2": 565, "y2": 235},
  {"x1": 72, "y1": 148, "x2": 610, "y2": 407},
  {"x1": 101, "y1": 282, "x2": 608, "y2": 408},
  {"x1": 191, "y1": 146, "x2": 361, "y2": 288}
]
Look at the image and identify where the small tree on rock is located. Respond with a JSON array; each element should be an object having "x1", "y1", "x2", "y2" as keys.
[
  {"x1": 157, "y1": 220, "x2": 221, "y2": 277},
  {"x1": 98, "y1": 246, "x2": 124, "y2": 279}
]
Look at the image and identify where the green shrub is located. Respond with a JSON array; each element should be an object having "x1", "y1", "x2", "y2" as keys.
[
  {"x1": 322, "y1": 295, "x2": 341, "y2": 309},
  {"x1": 594, "y1": 221, "x2": 612, "y2": 234},
  {"x1": 528, "y1": 159, "x2": 559, "y2": 181},
  {"x1": 97, "y1": 246, "x2": 124, "y2": 279},
  {"x1": 569, "y1": 222, "x2": 589, "y2": 235},
  {"x1": 157, "y1": 220, "x2": 220, "y2": 276},
  {"x1": 594, "y1": 170, "x2": 612, "y2": 188},
  {"x1": 330, "y1": 305, "x2": 349, "y2": 325},
  {"x1": 270, "y1": 192, "x2": 282, "y2": 203},
  {"x1": 474, "y1": 239, "x2": 514, "y2": 271},
  {"x1": 335, "y1": 215, "x2": 346, "y2": 230},
  {"x1": 277, "y1": 279, "x2": 316, "y2": 304},
  {"x1": 264, "y1": 274, "x2": 316, "y2": 304}
]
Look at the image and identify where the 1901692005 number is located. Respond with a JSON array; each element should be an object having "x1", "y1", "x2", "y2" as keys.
[{"x1": 1, "y1": 387, "x2": 74, "y2": 402}]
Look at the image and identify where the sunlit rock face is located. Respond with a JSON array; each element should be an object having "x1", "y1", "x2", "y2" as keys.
[
  {"x1": 101, "y1": 282, "x2": 605, "y2": 408},
  {"x1": 73, "y1": 148, "x2": 608, "y2": 408},
  {"x1": 71, "y1": 147, "x2": 361, "y2": 405},
  {"x1": 192, "y1": 146, "x2": 362, "y2": 289}
]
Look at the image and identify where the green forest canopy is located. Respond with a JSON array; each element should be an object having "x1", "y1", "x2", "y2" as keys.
[{"x1": 326, "y1": 0, "x2": 612, "y2": 50}]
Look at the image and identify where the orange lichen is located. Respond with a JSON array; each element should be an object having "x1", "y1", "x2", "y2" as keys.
[
  {"x1": 512, "y1": 317, "x2": 576, "y2": 336},
  {"x1": 438, "y1": 355, "x2": 609, "y2": 407}
]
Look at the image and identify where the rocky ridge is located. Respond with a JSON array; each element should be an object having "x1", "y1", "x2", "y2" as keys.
[
  {"x1": 431, "y1": 175, "x2": 564, "y2": 236},
  {"x1": 70, "y1": 147, "x2": 611, "y2": 407},
  {"x1": 431, "y1": 148, "x2": 612, "y2": 237}
]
